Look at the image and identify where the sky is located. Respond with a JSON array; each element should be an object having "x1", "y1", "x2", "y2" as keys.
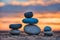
[{"x1": 0, "y1": 0, "x2": 60, "y2": 31}]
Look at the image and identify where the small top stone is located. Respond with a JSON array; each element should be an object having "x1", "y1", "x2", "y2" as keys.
[
  {"x1": 44, "y1": 26, "x2": 52, "y2": 31},
  {"x1": 24, "y1": 12, "x2": 33, "y2": 18}
]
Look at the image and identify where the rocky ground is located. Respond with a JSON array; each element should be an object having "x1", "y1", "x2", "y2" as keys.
[{"x1": 0, "y1": 31, "x2": 60, "y2": 40}]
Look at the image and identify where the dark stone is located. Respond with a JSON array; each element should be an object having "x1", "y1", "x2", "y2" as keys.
[
  {"x1": 9, "y1": 24, "x2": 22, "y2": 29},
  {"x1": 10, "y1": 30, "x2": 20, "y2": 35},
  {"x1": 22, "y1": 18, "x2": 38, "y2": 25},
  {"x1": 44, "y1": 31, "x2": 53, "y2": 36},
  {"x1": 24, "y1": 25, "x2": 40, "y2": 35},
  {"x1": 44, "y1": 26, "x2": 52, "y2": 31},
  {"x1": 24, "y1": 12, "x2": 33, "y2": 18}
]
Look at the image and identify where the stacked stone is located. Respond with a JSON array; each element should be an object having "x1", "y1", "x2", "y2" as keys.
[
  {"x1": 22, "y1": 12, "x2": 40, "y2": 35},
  {"x1": 9, "y1": 24, "x2": 22, "y2": 35},
  {"x1": 44, "y1": 26, "x2": 53, "y2": 36}
]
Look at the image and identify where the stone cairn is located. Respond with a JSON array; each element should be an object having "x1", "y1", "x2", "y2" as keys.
[
  {"x1": 9, "y1": 12, "x2": 53, "y2": 36},
  {"x1": 44, "y1": 26, "x2": 53, "y2": 36},
  {"x1": 22, "y1": 12, "x2": 41, "y2": 35},
  {"x1": 9, "y1": 24, "x2": 22, "y2": 35}
]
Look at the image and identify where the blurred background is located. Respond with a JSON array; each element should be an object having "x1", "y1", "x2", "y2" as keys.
[{"x1": 0, "y1": 0, "x2": 60, "y2": 31}]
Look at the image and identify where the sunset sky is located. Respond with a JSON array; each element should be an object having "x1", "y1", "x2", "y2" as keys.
[{"x1": 0, "y1": 0, "x2": 60, "y2": 31}]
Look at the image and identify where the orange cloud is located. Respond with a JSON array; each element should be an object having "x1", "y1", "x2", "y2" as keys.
[
  {"x1": 10, "y1": 0, "x2": 60, "y2": 6},
  {"x1": 0, "y1": 0, "x2": 60, "y2": 6},
  {"x1": 10, "y1": 1, "x2": 31, "y2": 6},
  {"x1": 33, "y1": 0, "x2": 60, "y2": 6},
  {"x1": 0, "y1": 2, "x2": 5, "y2": 7}
]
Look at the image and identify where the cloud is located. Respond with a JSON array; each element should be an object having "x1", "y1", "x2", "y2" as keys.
[
  {"x1": 0, "y1": 0, "x2": 60, "y2": 6},
  {"x1": 13, "y1": 0, "x2": 28, "y2": 1},
  {"x1": 9, "y1": 0, "x2": 60, "y2": 6},
  {"x1": 0, "y1": 0, "x2": 60, "y2": 13},
  {"x1": 0, "y1": 2, "x2": 5, "y2": 7},
  {"x1": 0, "y1": 3, "x2": 60, "y2": 13},
  {"x1": 10, "y1": 0, "x2": 38, "y2": 6}
]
